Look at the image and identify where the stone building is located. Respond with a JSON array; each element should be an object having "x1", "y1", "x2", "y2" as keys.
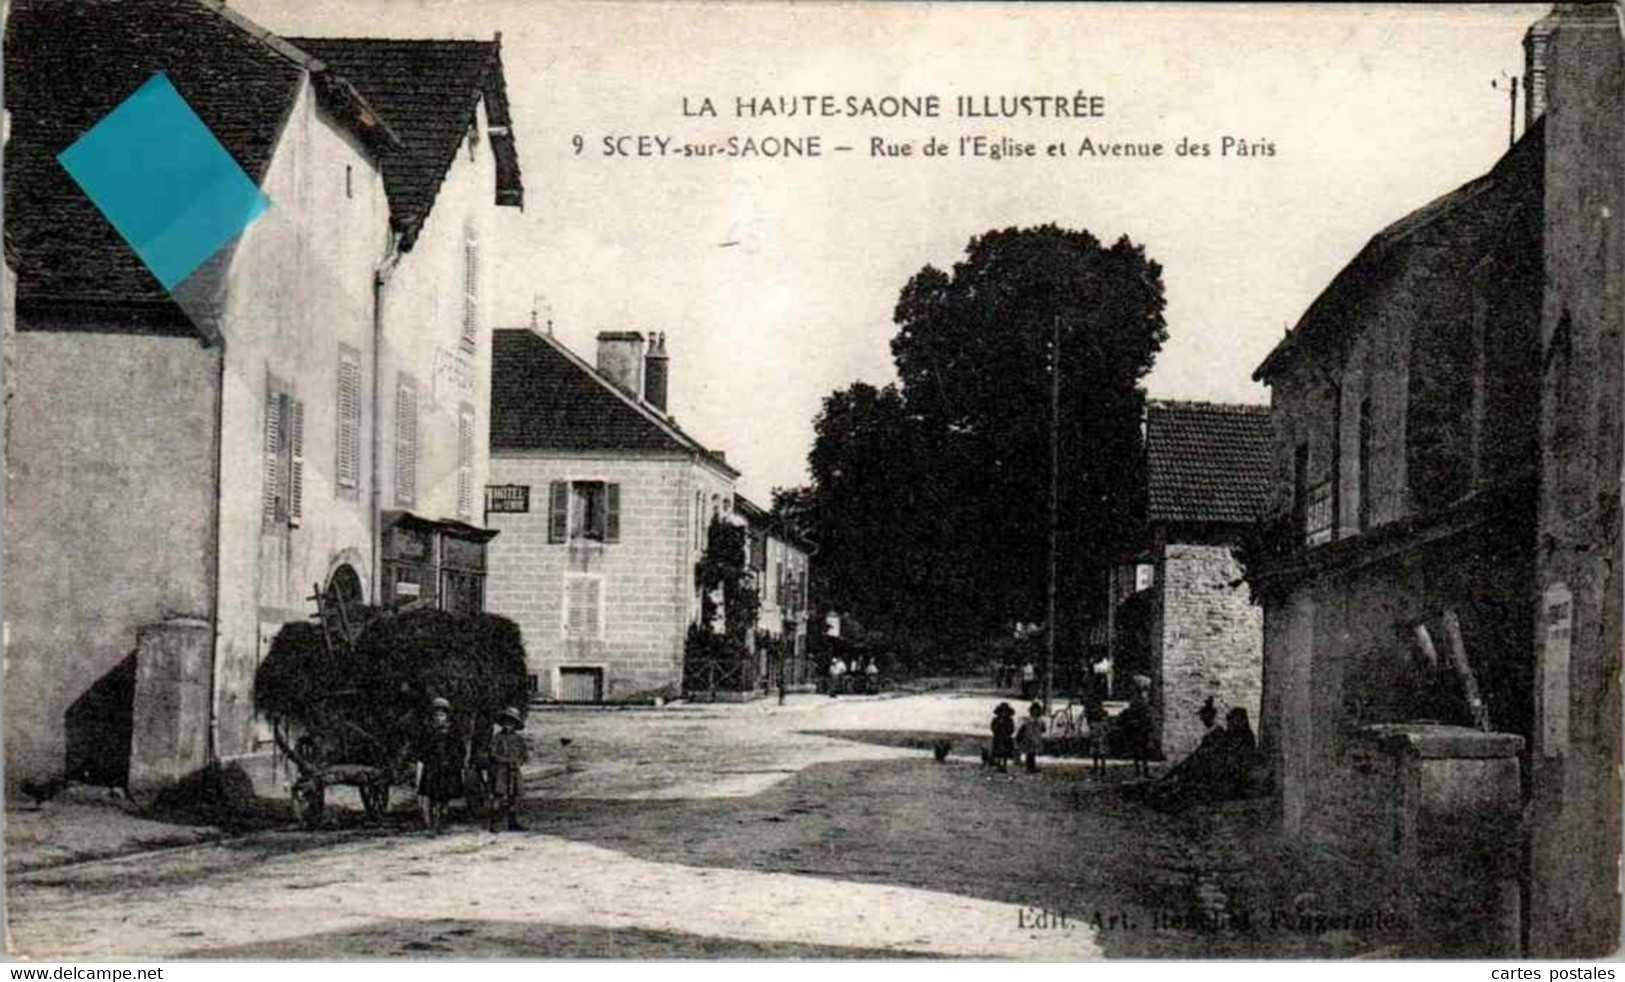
[
  {"x1": 2, "y1": 0, "x2": 522, "y2": 795},
  {"x1": 486, "y1": 328, "x2": 740, "y2": 702},
  {"x1": 1249, "y1": 112, "x2": 1544, "y2": 845},
  {"x1": 1113, "y1": 400, "x2": 1273, "y2": 760},
  {"x1": 1525, "y1": 2, "x2": 1622, "y2": 957},
  {"x1": 737, "y1": 495, "x2": 813, "y2": 690}
]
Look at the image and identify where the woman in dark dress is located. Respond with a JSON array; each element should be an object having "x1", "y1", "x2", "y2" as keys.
[{"x1": 416, "y1": 696, "x2": 465, "y2": 833}]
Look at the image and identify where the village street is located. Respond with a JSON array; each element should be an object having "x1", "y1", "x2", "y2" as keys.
[{"x1": 6, "y1": 691, "x2": 1395, "y2": 960}]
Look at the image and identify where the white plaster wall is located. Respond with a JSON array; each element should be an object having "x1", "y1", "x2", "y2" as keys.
[
  {"x1": 213, "y1": 75, "x2": 392, "y2": 759},
  {"x1": 378, "y1": 99, "x2": 496, "y2": 533}
]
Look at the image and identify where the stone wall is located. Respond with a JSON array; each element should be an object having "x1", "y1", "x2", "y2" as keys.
[
  {"x1": 1527, "y1": 4, "x2": 1624, "y2": 957},
  {"x1": 1156, "y1": 540, "x2": 1263, "y2": 760}
]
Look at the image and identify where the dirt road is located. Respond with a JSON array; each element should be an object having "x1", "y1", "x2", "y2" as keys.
[{"x1": 6, "y1": 692, "x2": 1386, "y2": 959}]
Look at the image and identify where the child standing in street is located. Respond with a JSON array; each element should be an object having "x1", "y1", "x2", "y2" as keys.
[
  {"x1": 416, "y1": 696, "x2": 464, "y2": 834},
  {"x1": 487, "y1": 706, "x2": 529, "y2": 833},
  {"x1": 1017, "y1": 701, "x2": 1047, "y2": 773},
  {"x1": 990, "y1": 702, "x2": 1016, "y2": 772}
]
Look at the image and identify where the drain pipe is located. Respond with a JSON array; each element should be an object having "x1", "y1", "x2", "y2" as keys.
[{"x1": 372, "y1": 239, "x2": 402, "y2": 604}]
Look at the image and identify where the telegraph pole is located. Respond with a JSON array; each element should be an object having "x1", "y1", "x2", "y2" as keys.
[{"x1": 1046, "y1": 314, "x2": 1059, "y2": 717}]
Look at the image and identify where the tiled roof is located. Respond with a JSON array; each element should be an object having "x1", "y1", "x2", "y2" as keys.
[
  {"x1": 491, "y1": 329, "x2": 739, "y2": 476},
  {"x1": 1255, "y1": 118, "x2": 1544, "y2": 382},
  {"x1": 4, "y1": 0, "x2": 310, "y2": 332},
  {"x1": 1145, "y1": 400, "x2": 1275, "y2": 526},
  {"x1": 287, "y1": 37, "x2": 524, "y2": 249}
]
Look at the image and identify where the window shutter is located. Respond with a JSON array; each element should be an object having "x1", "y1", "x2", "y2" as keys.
[
  {"x1": 604, "y1": 483, "x2": 621, "y2": 543},
  {"x1": 336, "y1": 350, "x2": 362, "y2": 489},
  {"x1": 462, "y1": 225, "x2": 479, "y2": 347},
  {"x1": 288, "y1": 397, "x2": 305, "y2": 526},
  {"x1": 262, "y1": 388, "x2": 282, "y2": 528},
  {"x1": 548, "y1": 481, "x2": 569, "y2": 543},
  {"x1": 456, "y1": 406, "x2": 475, "y2": 519},
  {"x1": 395, "y1": 378, "x2": 417, "y2": 506}
]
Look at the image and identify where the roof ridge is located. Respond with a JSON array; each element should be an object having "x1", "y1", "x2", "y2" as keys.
[
  {"x1": 1147, "y1": 399, "x2": 1271, "y2": 414},
  {"x1": 195, "y1": 0, "x2": 324, "y2": 71}
]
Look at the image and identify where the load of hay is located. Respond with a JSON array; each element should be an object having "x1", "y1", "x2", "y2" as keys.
[{"x1": 254, "y1": 608, "x2": 529, "y2": 777}]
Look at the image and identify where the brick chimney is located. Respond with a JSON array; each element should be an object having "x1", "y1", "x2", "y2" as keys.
[
  {"x1": 1523, "y1": 11, "x2": 1559, "y2": 129},
  {"x1": 596, "y1": 331, "x2": 644, "y2": 396},
  {"x1": 644, "y1": 333, "x2": 669, "y2": 412}
]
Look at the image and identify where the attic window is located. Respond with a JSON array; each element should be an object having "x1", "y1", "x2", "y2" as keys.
[{"x1": 467, "y1": 124, "x2": 480, "y2": 161}]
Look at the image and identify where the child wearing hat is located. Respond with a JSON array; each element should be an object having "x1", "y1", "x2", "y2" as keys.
[
  {"x1": 415, "y1": 696, "x2": 464, "y2": 833},
  {"x1": 989, "y1": 702, "x2": 1017, "y2": 773},
  {"x1": 487, "y1": 706, "x2": 529, "y2": 833}
]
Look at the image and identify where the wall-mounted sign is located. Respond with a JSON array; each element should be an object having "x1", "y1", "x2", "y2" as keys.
[
  {"x1": 486, "y1": 484, "x2": 530, "y2": 513},
  {"x1": 433, "y1": 346, "x2": 476, "y2": 400}
]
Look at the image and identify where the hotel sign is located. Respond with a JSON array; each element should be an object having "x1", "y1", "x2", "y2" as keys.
[{"x1": 485, "y1": 484, "x2": 530, "y2": 514}]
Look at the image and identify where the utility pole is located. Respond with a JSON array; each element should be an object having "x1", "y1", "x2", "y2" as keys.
[{"x1": 1046, "y1": 314, "x2": 1059, "y2": 718}]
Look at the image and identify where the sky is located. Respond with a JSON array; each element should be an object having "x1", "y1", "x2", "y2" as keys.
[{"x1": 237, "y1": 1, "x2": 1548, "y2": 503}]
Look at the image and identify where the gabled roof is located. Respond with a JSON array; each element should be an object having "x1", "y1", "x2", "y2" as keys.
[
  {"x1": 491, "y1": 328, "x2": 740, "y2": 477},
  {"x1": 1145, "y1": 400, "x2": 1275, "y2": 527},
  {"x1": 287, "y1": 37, "x2": 524, "y2": 250},
  {"x1": 3, "y1": 0, "x2": 322, "y2": 332},
  {"x1": 1254, "y1": 119, "x2": 1545, "y2": 382}
]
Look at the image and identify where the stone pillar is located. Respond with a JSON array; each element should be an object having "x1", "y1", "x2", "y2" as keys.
[{"x1": 128, "y1": 618, "x2": 213, "y2": 800}]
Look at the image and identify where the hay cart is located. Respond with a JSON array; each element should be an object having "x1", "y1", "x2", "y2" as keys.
[{"x1": 273, "y1": 584, "x2": 418, "y2": 828}]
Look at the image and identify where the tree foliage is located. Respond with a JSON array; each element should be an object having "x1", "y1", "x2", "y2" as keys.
[{"x1": 789, "y1": 224, "x2": 1167, "y2": 666}]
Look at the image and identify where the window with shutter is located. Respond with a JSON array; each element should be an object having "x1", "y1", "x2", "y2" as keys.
[
  {"x1": 604, "y1": 483, "x2": 620, "y2": 543},
  {"x1": 336, "y1": 347, "x2": 362, "y2": 491},
  {"x1": 288, "y1": 397, "x2": 305, "y2": 527},
  {"x1": 548, "y1": 482, "x2": 569, "y2": 543},
  {"x1": 262, "y1": 388, "x2": 282, "y2": 528},
  {"x1": 564, "y1": 575, "x2": 602, "y2": 638},
  {"x1": 395, "y1": 375, "x2": 418, "y2": 506},
  {"x1": 456, "y1": 404, "x2": 475, "y2": 519},
  {"x1": 461, "y1": 224, "x2": 479, "y2": 350}
]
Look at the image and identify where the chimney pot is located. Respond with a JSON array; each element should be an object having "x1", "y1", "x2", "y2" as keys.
[{"x1": 644, "y1": 332, "x2": 670, "y2": 413}]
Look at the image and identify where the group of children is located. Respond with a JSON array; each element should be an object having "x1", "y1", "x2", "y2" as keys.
[
  {"x1": 986, "y1": 701, "x2": 1048, "y2": 773},
  {"x1": 414, "y1": 696, "x2": 531, "y2": 834}
]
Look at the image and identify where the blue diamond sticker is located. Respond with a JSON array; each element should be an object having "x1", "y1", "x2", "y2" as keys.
[{"x1": 58, "y1": 72, "x2": 270, "y2": 290}]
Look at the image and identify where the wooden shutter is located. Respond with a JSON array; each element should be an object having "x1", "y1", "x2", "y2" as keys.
[
  {"x1": 548, "y1": 482, "x2": 569, "y2": 543},
  {"x1": 456, "y1": 405, "x2": 475, "y2": 519},
  {"x1": 288, "y1": 397, "x2": 305, "y2": 526},
  {"x1": 462, "y1": 225, "x2": 479, "y2": 347},
  {"x1": 605, "y1": 483, "x2": 620, "y2": 543},
  {"x1": 336, "y1": 349, "x2": 362, "y2": 489},
  {"x1": 395, "y1": 378, "x2": 417, "y2": 506},
  {"x1": 262, "y1": 388, "x2": 283, "y2": 528}
]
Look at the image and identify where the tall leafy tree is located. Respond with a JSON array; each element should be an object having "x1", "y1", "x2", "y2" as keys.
[{"x1": 794, "y1": 224, "x2": 1167, "y2": 670}]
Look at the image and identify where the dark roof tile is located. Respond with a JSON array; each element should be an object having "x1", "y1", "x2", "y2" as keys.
[
  {"x1": 1145, "y1": 400, "x2": 1275, "y2": 526},
  {"x1": 491, "y1": 328, "x2": 738, "y2": 476},
  {"x1": 4, "y1": 0, "x2": 308, "y2": 331}
]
